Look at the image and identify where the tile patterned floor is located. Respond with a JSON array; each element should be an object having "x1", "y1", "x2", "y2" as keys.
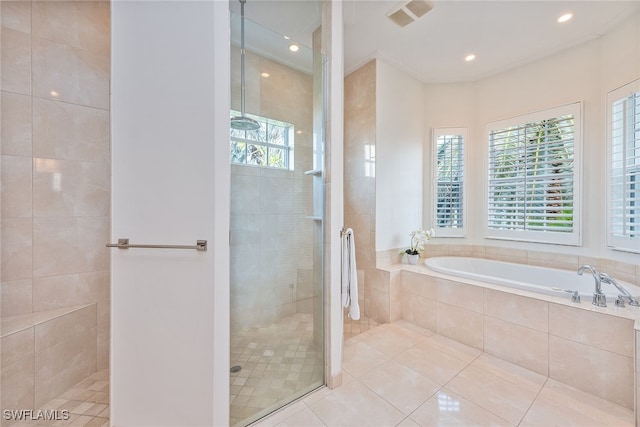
[
  {"x1": 10, "y1": 370, "x2": 109, "y2": 427},
  {"x1": 231, "y1": 313, "x2": 324, "y2": 426},
  {"x1": 252, "y1": 320, "x2": 635, "y2": 427}
]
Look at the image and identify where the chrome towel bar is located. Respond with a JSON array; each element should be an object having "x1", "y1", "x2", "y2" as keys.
[{"x1": 106, "y1": 238, "x2": 207, "y2": 252}]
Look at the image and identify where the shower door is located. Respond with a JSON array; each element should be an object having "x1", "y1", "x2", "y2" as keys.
[{"x1": 228, "y1": 2, "x2": 325, "y2": 425}]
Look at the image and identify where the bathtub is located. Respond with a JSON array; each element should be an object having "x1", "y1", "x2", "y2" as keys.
[
  {"x1": 424, "y1": 256, "x2": 640, "y2": 300},
  {"x1": 398, "y1": 256, "x2": 639, "y2": 410}
]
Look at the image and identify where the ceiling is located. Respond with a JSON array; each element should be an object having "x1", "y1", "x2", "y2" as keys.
[
  {"x1": 230, "y1": 0, "x2": 322, "y2": 49},
  {"x1": 231, "y1": 0, "x2": 640, "y2": 83},
  {"x1": 230, "y1": 0, "x2": 320, "y2": 74},
  {"x1": 344, "y1": 0, "x2": 640, "y2": 83}
]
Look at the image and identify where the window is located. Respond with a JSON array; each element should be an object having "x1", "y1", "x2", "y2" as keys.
[
  {"x1": 432, "y1": 128, "x2": 465, "y2": 236},
  {"x1": 230, "y1": 111, "x2": 294, "y2": 169},
  {"x1": 607, "y1": 79, "x2": 640, "y2": 253},
  {"x1": 486, "y1": 103, "x2": 581, "y2": 245}
]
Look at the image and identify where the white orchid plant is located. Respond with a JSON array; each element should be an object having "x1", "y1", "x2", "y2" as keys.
[{"x1": 404, "y1": 227, "x2": 435, "y2": 256}]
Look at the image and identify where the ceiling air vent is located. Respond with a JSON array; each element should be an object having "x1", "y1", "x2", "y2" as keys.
[
  {"x1": 388, "y1": 8, "x2": 415, "y2": 27},
  {"x1": 405, "y1": 0, "x2": 433, "y2": 18},
  {"x1": 387, "y1": 0, "x2": 433, "y2": 27}
]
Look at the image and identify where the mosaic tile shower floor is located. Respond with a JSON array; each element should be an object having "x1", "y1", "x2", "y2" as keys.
[
  {"x1": 230, "y1": 313, "x2": 324, "y2": 426},
  {"x1": 10, "y1": 370, "x2": 109, "y2": 427}
]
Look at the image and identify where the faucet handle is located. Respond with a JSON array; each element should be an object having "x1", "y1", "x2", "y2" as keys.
[
  {"x1": 571, "y1": 290, "x2": 581, "y2": 303},
  {"x1": 593, "y1": 293, "x2": 607, "y2": 307},
  {"x1": 615, "y1": 295, "x2": 626, "y2": 308}
]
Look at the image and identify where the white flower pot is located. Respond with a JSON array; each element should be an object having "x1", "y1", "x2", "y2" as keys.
[{"x1": 407, "y1": 254, "x2": 419, "y2": 265}]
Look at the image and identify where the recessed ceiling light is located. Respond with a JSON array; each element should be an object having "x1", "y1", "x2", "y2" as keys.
[
  {"x1": 557, "y1": 13, "x2": 573, "y2": 23},
  {"x1": 50, "y1": 90, "x2": 59, "y2": 97},
  {"x1": 283, "y1": 35, "x2": 290, "y2": 40},
  {"x1": 288, "y1": 44, "x2": 300, "y2": 52},
  {"x1": 261, "y1": 72, "x2": 270, "y2": 78},
  {"x1": 464, "y1": 54, "x2": 476, "y2": 62}
]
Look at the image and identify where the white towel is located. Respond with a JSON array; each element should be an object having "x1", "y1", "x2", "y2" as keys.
[{"x1": 341, "y1": 228, "x2": 360, "y2": 320}]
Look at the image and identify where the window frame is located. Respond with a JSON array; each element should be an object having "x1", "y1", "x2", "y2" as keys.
[
  {"x1": 606, "y1": 79, "x2": 640, "y2": 254},
  {"x1": 484, "y1": 102, "x2": 583, "y2": 246},
  {"x1": 431, "y1": 127, "x2": 467, "y2": 237},
  {"x1": 229, "y1": 110, "x2": 294, "y2": 170}
]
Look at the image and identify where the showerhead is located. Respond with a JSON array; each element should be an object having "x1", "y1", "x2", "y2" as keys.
[
  {"x1": 231, "y1": 115, "x2": 260, "y2": 131},
  {"x1": 232, "y1": 0, "x2": 260, "y2": 132}
]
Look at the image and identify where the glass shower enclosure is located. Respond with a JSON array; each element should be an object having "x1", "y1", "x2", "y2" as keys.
[{"x1": 228, "y1": 1, "x2": 325, "y2": 425}]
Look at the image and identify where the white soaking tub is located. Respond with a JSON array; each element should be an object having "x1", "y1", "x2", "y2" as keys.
[{"x1": 424, "y1": 256, "x2": 640, "y2": 300}]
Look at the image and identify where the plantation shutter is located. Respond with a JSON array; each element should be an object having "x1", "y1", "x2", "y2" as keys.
[
  {"x1": 435, "y1": 131, "x2": 464, "y2": 233},
  {"x1": 486, "y1": 103, "x2": 580, "y2": 245},
  {"x1": 608, "y1": 81, "x2": 640, "y2": 253}
]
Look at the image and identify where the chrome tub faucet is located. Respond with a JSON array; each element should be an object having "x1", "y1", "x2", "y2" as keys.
[
  {"x1": 577, "y1": 265, "x2": 640, "y2": 308},
  {"x1": 599, "y1": 272, "x2": 640, "y2": 307},
  {"x1": 577, "y1": 265, "x2": 606, "y2": 307}
]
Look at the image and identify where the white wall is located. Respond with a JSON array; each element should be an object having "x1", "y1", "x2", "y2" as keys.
[
  {"x1": 376, "y1": 60, "x2": 424, "y2": 251},
  {"x1": 423, "y1": 12, "x2": 640, "y2": 263},
  {"x1": 111, "y1": 1, "x2": 345, "y2": 423},
  {"x1": 326, "y1": 0, "x2": 345, "y2": 384},
  {"x1": 422, "y1": 82, "x2": 476, "y2": 238},
  {"x1": 110, "y1": 2, "x2": 229, "y2": 425}
]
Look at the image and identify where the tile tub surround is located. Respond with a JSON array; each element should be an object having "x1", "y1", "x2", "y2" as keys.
[
  {"x1": 1, "y1": 304, "x2": 98, "y2": 426},
  {"x1": 393, "y1": 264, "x2": 639, "y2": 411},
  {"x1": 252, "y1": 321, "x2": 634, "y2": 427}
]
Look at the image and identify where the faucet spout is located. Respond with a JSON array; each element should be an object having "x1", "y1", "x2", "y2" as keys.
[
  {"x1": 578, "y1": 265, "x2": 606, "y2": 307},
  {"x1": 577, "y1": 265, "x2": 602, "y2": 294}
]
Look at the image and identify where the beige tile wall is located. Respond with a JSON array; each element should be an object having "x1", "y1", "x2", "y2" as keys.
[
  {"x1": 230, "y1": 48, "x2": 315, "y2": 330},
  {"x1": 1, "y1": 1, "x2": 110, "y2": 422},
  {"x1": 33, "y1": 305, "x2": 98, "y2": 408},
  {"x1": 1, "y1": 304, "x2": 98, "y2": 425},
  {"x1": 344, "y1": 60, "x2": 376, "y2": 320},
  {"x1": 1, "y1": 329, "x2": 35, "y2": 418},
  {"x1": 366, "y1": 268, "x2": 401, "y2": 324}
]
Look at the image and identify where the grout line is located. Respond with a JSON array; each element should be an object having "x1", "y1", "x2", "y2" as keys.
[
  {"x1": 400, "y1": 385, "x2": 443, "y2": 426},
  {"x1": 436, "y1": 354, "x2": 517, "y2": 427},
  {"x1": 516, "y1": 376, "x2": 550, "y2": 426},
  {"x1": 305, "y1": 400, "x2": 329, "y2": 427},
  {"x1": 30, "y1": 0, "x2": 36, "y2": 414},
  {"x1": 547, "y1": 299, "x2": 550, "y2": 379},
  {"x1": 31, "y1": 92, "x2": 111, "y2": 112},
  {"x1": 361, "y1": 324, "x2": 477, "y2": 422}
]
